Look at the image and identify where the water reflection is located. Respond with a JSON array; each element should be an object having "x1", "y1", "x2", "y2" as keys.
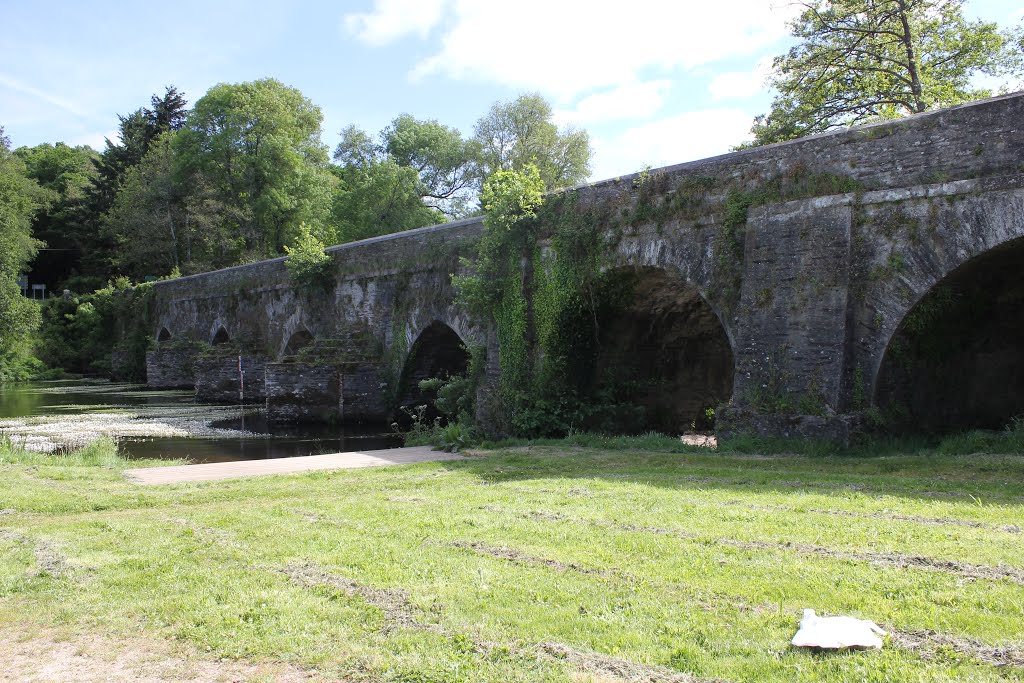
[{"x1": 0, "y1": 380, "x2": 402, "y2": 463}]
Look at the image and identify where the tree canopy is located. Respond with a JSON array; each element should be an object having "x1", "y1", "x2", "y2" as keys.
[
  {"x1": 382, "y1": 114, "x2": 480, "y2": 217},
  {"x1": 0, "y1": 128, "x2": 43, "y2": 377},
  {"x1": 331, "y1": 134, "x2": 443, "y2": 244},
  {"x1": 91, "y1": 86, "x2": 189, "y2": 217},
  {"x1": 15, "y1": 142, "x2": 99, "y2": 290},
  {"x1": 174, "y1": 78, "x2": 336, "y2": 258},
  {"x1": 14, "y1": 84, "x2": 595, "y2": 293},
  {"x1": 750, "y1": 0, "x2": 1024, "y2": 145},
  {"x1": 330, "y1": 118, "x2": 463, "y2": 244},
  {"x1": 329, "y1": 93, "x2": 593, "y2": 244},
  {"x1": 473, "y1": 93, "x2": 591, "y2": 191}
]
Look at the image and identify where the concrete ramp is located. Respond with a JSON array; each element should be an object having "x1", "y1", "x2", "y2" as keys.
[{"x1": 124, "y1": 446, "x2": 462, "y2": 485}]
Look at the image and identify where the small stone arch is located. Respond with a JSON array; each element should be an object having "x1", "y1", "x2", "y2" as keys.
[
  {"x1": 157, "y1": 327, "x2": 172, "y2": 342},
  {"x1": 395, "y1": 321, "x2": 471, "y2": 423},
  {"x1": 212, "y1": 326, "x2": 231, "y2": 346},
  {"x1": 283, "y1": 329, "x2": 314, "y2": 356},
  {"x1": 874, "y1": 236, "x2": 1024, "y2": 432}
]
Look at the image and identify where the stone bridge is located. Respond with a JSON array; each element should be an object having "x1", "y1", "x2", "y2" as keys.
[{"x1": 134, "y1": 93, "x2": 1024, "y2": 440}]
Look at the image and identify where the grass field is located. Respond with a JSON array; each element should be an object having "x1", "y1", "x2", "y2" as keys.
[{"x1": 1, "y1": 436, "x2": 1023, "y2": 682}]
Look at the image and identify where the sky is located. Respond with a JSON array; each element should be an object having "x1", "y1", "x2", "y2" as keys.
[{"x1": 2, "y1": 0, "x2": 1022, "y2": 183}]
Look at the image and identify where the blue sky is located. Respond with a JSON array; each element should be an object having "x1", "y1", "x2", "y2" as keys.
[{"x1": 2, "y1": 0, "x2": 1021, "y2": 182}]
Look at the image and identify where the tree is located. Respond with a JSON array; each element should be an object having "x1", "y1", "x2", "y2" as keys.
[
  {"x1": 750, "y1": 0, "x2": 1024, "y2": 145},
  {"x1": 0, "y1": 128, "x2": 43, "y2": 378},
  {"x1": 15, "y1": 142, "x2": 99, "y2": 291},
  {"x1": 331, "y1": 155, "x2": 443, "y2": 244},
  {"x1": 284, "y1": 222, "x2": 332, "y2": 290},
  {"x1": 103, "y1": 132, "x2": 204, "y2": 279},
  {"x1": 381, "y1": 114, "x2": 479, "y2": 217},
  {"x1": 330, "y1": 124, "x2": 446, "y2": 243},
  {"x1": 91, "y1": 86, "x2": 189, "y2": 214},
  {"x1": 331, "y1": 114, "x2": 477, "y2": 242},
  {"x1": 174, "y1": 78, "x2": 336, "y2": 258},
  {"x1": 473, "y1": 93, "x2": 591, "y2": 191}
]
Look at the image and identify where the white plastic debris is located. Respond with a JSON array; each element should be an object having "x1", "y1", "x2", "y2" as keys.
[{"x1": 791, "y1": 609, "x2": 887, "y2": 650}]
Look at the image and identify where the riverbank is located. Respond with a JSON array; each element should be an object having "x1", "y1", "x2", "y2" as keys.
[
  {"x1": 0, "y1": 380, "x2": 400, "y2": 461},
  {"x1": 2, "y1": 438, "x2": 1022, "y2": 681}
]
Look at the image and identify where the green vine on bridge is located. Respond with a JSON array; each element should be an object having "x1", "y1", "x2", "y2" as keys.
[
  {"x1": 455, "y1": 166, "x2": 634, "y2": 436},
  {"x1": 454, "y1": 163, "x2": 867, "y2": 436}
]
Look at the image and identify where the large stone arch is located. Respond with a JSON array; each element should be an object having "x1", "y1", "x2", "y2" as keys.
[
  {"x1": 585, "y1": 265, "x2": 735, "y2": 432},
  {"x1": 611, "y1": 234, "x2": 735, "y2": 352},
  {"x1": 156, "y1": 326, "x2": 172, "y2": 342},
  {"x1": 865, "y1": 188, "x2": 1024, "y2": 409},
  {"x1": 873, "y1": 235, "x2": 1024, "y2": 431}
]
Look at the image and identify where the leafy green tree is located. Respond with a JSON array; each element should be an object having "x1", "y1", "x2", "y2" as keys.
[
  {"x1": 0, "y1": 128, "x2": 43, "y2": 379},
  {"x1": 284, "y1": 222, "x2": 333, "y2": 290},
  {"x1": 174, "y1": 78, "x2": 336, "y2": 258},
  {"x1": 331, "y1": 124, "x2": 445, "y2": 243},
  {"x1": 15, "y1": 142, "x2": 99, "y2": 291},
  {"x1": 381, "y1": 114, "x2": 480, "y2": 217},
  {"x1": 473, "y1": 93, "x2": 591, "y2": 191},
  {"x1": 102, "y1": 133, "x2": 181, "y2": 278},
  {"x1": 91, "y1": 86, "x2": 189, "y2": 216},
  {"x1": 102, "y1": 131, "x2": 224, "y2": 279},
  {"x1": 331, "y1": 159, "x2": 443, "y2": 243},
  {"x1": 751, "y1": 0, "x2": 1024, "y2": 145},
  {"x1": 330, "y1": 113, "x2": 478, "y2": 245}
]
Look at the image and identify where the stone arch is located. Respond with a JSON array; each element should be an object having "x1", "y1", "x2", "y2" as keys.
[
  {"x1": 874, "y1": 236, "x2": 1024, "y2": 432},
  {"x1": 156, "y1": 327, "x2": 172, "y2": 342},
  {"x1": 861, "y1": 192, "x2": 1024, "y2": 408},
  {"x1": 395, "y1": 321, "x2": 471, "y2": 423},
  {"x1": 212, "y1": 326, "x2": 231, "y2": 345},
  {"x1": 584, "y1": 266, "x2": 735, "y2": 433},
  {"x1": 283, "y1": 329, "x2": 314, "y2": 356}
]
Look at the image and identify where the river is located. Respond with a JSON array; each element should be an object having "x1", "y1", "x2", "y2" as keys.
[{"x1": 0, "y1": 380, "x2": 402, "y2": 463}]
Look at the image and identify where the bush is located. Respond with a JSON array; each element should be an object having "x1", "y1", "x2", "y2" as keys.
[
  {"x1": 36, "y1": 279, "x2": 154, "y2": 379},
  {"x1": 285, "y1": 223, "x2": 333, "y2": 291}
]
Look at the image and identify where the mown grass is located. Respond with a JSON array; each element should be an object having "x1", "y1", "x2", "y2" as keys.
[{"x1": 1, "y1": 437, "x2": 1023, "y2": 682}]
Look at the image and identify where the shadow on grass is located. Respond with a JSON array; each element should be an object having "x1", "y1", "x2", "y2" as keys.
[{"x1": 436, "y1": 429, "x2": 1024, "y2": 504}]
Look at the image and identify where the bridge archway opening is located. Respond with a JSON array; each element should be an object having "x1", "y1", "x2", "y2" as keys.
[
  {"x1": 157, "y1": 327, "x2": 172, "y2": 342},
  {"x1": 212, "y1": 327, "x2": 231, "y2": 346},
  {"x1": 284, "y1": 329, "x2": 314, "y2": 356},
  {"x1": 584, "y1": 267, "x2": 734, "y2": 434},
  {"x1": 396, "y1": 321, "x2": 470, "y2": 425},
  {"x1": 875, "y1": 237, "x2": 1024, "y2": 433}
]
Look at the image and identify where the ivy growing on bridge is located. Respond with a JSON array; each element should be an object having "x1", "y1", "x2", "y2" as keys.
[
  {"x1": 452, "y1": 162, "x2": 867, "y2": 437},
  {"x1": 455, "y1": 166, "x2": 645, "y2": 436}
]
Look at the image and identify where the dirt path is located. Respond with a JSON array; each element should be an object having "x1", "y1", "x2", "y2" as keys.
[
  {"x1": 0, "y1": 626, "x2": 334, "y2": 683},
  {"x1": 124, "y1": 446, "x2": 462, "y2": 485}
]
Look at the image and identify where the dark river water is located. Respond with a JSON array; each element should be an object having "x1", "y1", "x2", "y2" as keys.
[{"x1": 0, "y1": 380, "x2": 402, "y2": 463}]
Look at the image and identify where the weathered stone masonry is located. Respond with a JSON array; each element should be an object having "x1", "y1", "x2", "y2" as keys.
[{"x1": 133, "y1": 93, "x2": 1024, "y2": 439}]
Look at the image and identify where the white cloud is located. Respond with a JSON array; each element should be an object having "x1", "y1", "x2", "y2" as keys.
[
  {"x1": 708, "y1": 57, "x2": 774, "y2": 101},
  {"x1": 589, "y1": 108, "x2": 754, "y2": 181},
  {"x1": 553, "y1": 80, "x2": 671, "y2": 125},
  {"x1": 344, "y1": 0, "x2": 449, "y2": 45},
  {"x1": 409, "y1": 0, "x2": 798, "y2": 99},
  {"x1": 0, "y1": 73, "x2": 88, "y2": 117}
]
